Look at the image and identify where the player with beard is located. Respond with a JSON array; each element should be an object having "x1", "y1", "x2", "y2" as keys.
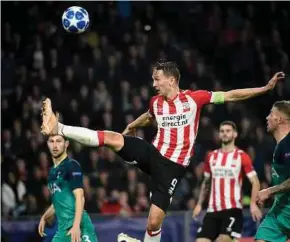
[
  {"x1": 193, "y1": 121, "x2": 262, "y2": 242},
  {"x1": 40, "y1": 60, "x2": 284, "y2": 242},
  {"x1": 255, "y1": 101, "x2": 290, "y2": 242},
  {"x1": 38, "y1": 135, "x2": 97, "y2": 242}
]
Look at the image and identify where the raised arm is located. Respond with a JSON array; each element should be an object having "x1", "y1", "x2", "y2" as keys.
[
  {"x1": 222, "y1": 72, "x2": 285, "y2": 102},
  {"x1": 186, "y1": 72, "x2": 284, "y2": 107}
]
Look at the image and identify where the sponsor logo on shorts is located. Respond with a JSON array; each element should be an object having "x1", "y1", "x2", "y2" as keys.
[
  {"x1": 168, "y1": 178, "x2": 178, "y2": 196},
  {"x1": 125, "y1": 160, "x2": 138, "y2": 165}
]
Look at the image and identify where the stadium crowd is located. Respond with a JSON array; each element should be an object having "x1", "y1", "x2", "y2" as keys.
[{"x1": 2, "y1": 1, "x2": 290, "y2": 219}]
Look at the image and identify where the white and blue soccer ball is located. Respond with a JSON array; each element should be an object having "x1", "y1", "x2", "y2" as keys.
[{"x1": 62, "y1": 6, "x2": 89, "y2": 34}]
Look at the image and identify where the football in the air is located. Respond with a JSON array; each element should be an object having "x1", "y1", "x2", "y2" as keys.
[{"x1": 62, "y1": 6, "x2": 89, "y2": 34}]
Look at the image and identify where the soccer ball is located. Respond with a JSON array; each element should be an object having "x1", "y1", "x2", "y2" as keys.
[{"x1": 62, "y1": 6, "x2": 89, "y2": 34}]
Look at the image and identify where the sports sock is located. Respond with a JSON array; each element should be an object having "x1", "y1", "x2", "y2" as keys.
[
  {"x1": 58, "y1": 123, "x2": 104, "y2": 146},
  {"x1": 144, "y1": 228, "x2": 161, "y2": 242}
]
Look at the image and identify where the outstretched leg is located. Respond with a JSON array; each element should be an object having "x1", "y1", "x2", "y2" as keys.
[
  {"x1": 41, "y1": 98, "x2": 151, "y2": 173},
  {"x1": 41, "y1": 98, "x2": 125, "y2": 151}
]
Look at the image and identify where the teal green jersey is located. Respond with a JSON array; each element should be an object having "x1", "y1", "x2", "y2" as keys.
[
  {"x1": 48, "y1": 157, "x2": 93, "y2": 231},
  {"x1": 255, "y1": 132, "x2": 290, "y2": 241},
  {"x1": 271, "y1": 132, "x2": 290, "y2": 214}
]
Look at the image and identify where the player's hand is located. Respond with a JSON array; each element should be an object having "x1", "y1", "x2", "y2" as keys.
[
  {"x1": 250, "y1": 203, "x2": 263, "y2": 222},
  {"x1": 192, "y1": 203, "x2": 202, "y2": 218},
  {"x1": 256, "y1": 188, "x2": 272, "y2": 205},
  {"x1": 38, "y1": 217, "x2": 47, "y2": 237},
  {"x1": 67, "y1": 224, "x2": 81, "y2": 242},
  {"x1": 265, "y1": 72, "x2": 285, "y2": 90},
  {"x1": 122, "y1": 125, "x2": 137, "y2": 136}
]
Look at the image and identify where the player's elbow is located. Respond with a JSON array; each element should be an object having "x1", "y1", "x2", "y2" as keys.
[{"x1": 73, "y1": 188, "x2": 84, "y2": 197}]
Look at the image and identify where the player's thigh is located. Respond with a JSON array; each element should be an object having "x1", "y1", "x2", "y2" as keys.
[
  {"x1": 119, "y1": 135, "x2": 152, "y2": 174},
  {"x1": 196, "y1": 212, "x2": 220, "y2": 241},
  {"x1": 51, "y1": 235, "x2": 62, "y2": 242},
  {"x1": 51, "y1": 232, "x2": 70, "y2": 242},
  {"x1": 216, "y1": 234, "x2": 232, "y2": 242},
  {"x1": 81, "y1": 221, "x2": 98, "y2": 242},
  {"x1": 150, "y1": 154, "x2": 186, "y2": 213},
  {"x1": 255, "y1": 210, "x2": 288, "y2": 242},
  {"x1": 220, "y1": 208, "x2": 243, "y2": 240},
  {"x1": 196, "y1": 239, "x2": 212, "y2": 242},
  {"x1": 81, "y1": 230, "x2": 98, "y2": 242},
  {"x1": 276, "y1": 211, "x2": 290, "y2": 238}
]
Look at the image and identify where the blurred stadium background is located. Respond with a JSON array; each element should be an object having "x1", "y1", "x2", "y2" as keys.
[{"x1": 1, "y1": 1, "x2": 290, "y2": 242}]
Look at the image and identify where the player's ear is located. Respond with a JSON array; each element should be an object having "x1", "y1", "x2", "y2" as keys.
[
  {"x1": 65, "y1": 140, "x2": 69, "y2": 148},
  {"x1": 169, "y1": 77, "x2": 175, "y2": 86},
  {"x1": 234, "y1": 131, "x2": 238, "y2": 138}
]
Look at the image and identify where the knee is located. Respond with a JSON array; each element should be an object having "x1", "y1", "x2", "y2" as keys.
[
  {"x1": 147, "y1": 215, "x2": 162, "y2": 231},
  {"x1": 216, "y1": 235, "x2": 232, "y2": 242},
  {"x1": 104, "y1": 131, "x2": 124, "y2": 150}
]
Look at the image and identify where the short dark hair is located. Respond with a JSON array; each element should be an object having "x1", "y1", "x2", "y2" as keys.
[
  {"x1": 47, "y1": 134, "x2": 68, "y2": 141},
  {"x1": 220, "y1": 120, "x2": 237, "y2": 131},
  {"x1": 273, "y1": 100, "x2": 290, "y2": 119},
  {"x1": 153, "y1": 59, "x2": 181, "y2": 82}
]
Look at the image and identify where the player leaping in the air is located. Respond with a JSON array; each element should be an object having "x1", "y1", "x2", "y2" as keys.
[
  {"x1": 255, "y1": 100, "x2": 290, "y2": 242},
  {"x1": 41, "y1": 60, "x2": 284, "y2": 242},
  {"x1": 38, "y1": 135, "x2": 98, "y2": 242}
]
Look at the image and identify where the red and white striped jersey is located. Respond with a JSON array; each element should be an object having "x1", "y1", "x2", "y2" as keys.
[
  {"x1": 204, "y1": 148, "x2": 256, "y2": 212},
  {"x1": 148, "y1": 90, "x2": 214, "y2": 167}
]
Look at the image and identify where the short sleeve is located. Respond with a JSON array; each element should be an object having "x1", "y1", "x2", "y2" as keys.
[
  {"x1": 241, "y1": 152, "x2": 256, "y2": 178},
  {"x1": 188, "y1": 90, "x2": 213, "y2": 108},
  {"x1": 204, "y1": 153, "x2": 212, "y2": 178},
  {"x1": 68, "y1": 160, "x2": 83, "y2": 191},
  {"x1": 281, "y1": 142, "x2": 290, "y2": 175}
]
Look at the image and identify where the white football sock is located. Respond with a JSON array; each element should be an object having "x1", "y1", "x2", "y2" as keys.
[
  {"x1": 144, "y1": 228, "x2": 161, "y2": 242},
  {"x1": 58, "y1": 123, "x2": 104, "y2": 146}
]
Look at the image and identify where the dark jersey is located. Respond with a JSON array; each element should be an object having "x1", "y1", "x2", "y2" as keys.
[
  {"x1": 271, "y1": 132, "x2": 290, "y2": 215},
  {"x1": 48, "y1": 157, "x2": 92, "y2": 231}
]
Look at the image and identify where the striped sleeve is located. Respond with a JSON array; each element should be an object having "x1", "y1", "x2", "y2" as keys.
[
  {"x1": 188, "y1": 90, "x2": 213, "y2": 107},
  {"x1": 241, "y1": 152, "x2": 256, "y2": 178}
]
